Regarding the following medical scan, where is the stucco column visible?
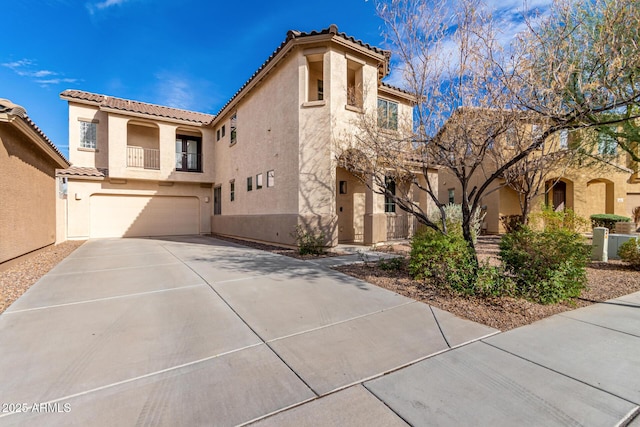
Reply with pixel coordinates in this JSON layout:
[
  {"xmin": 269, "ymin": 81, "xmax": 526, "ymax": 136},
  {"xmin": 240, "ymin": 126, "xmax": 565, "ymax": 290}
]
[{"xmin": 364, "ymin": 175, "xmax": 387, "ymax": 244}]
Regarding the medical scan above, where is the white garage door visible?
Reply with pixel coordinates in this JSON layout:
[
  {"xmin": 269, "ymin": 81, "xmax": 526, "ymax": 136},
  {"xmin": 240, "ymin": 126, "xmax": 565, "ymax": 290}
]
[{"xmin": 90, "ymin": 195, "xmax": 199, "ymax": 238}]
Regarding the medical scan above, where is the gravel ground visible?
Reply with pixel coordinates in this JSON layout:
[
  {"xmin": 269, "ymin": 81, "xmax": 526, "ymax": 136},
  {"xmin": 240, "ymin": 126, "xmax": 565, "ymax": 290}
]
[
  {"xmin": 335, "ymin": 237, "xmax": 640, "ymax": 331},
  {"xmin": 0, "ymin": 241, "xmax": 85, "ymax": 314}
]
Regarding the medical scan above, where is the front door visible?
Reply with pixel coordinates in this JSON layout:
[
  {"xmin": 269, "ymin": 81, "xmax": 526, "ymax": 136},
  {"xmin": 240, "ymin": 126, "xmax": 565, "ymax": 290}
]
[
  {"xmin": 553, "ymin": 181, "xmax": 566, "ymax": 211},
  {"xmin": 337, "ymin": 180, "xmax": 354, "ymax": 243}
]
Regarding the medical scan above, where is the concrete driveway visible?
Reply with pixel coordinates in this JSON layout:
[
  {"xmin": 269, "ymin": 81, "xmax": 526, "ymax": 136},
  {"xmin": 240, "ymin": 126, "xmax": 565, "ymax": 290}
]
[
  {"xmin": 1, "ymin": 236, "xmax": 639, "ymax": 426},
  {"xmin": 0, "ymin": 236, "xmax": 495, "ymax": 426}
]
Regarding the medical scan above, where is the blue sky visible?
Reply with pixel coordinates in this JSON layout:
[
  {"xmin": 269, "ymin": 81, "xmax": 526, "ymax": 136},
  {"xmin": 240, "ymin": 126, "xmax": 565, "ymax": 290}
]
[{"xmin": 2, "ymin": 0, "xmax": 549, "ymax": 158}]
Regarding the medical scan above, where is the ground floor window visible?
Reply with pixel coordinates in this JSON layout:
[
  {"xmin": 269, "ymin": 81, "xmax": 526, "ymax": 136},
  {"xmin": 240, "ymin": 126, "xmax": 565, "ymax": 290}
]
[
  {"xmin": 214, "ymin": 186, "xmax": 221, "ymax": 215},
  {"xmin": 384, "ymin": 176, "xmax": 396, "ymax": 213}
]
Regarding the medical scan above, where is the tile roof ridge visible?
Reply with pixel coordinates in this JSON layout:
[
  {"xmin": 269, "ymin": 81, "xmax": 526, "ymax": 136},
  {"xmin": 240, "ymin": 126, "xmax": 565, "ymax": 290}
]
[
  {"xmin": 215, "ymin": 25, "xmax": 389, "ymax": 118},
  {"xmin": 61, "ymin": 89, "xmax": 214, "ymax": 124}
]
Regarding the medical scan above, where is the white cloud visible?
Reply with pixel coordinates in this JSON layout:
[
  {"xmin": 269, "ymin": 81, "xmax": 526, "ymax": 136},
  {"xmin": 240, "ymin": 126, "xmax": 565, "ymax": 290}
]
[
  {"xmin": 86, "ymin": 0, "xmax": 130, "ymax": 14},
  {"xmin": 154, "ymin": 73, "xmax": 195, "ymax": 111},
  {"xmin": 2, "ymin": 58, "xmax": 78, "ymax": 86},
  {"xmin": 383, "ymin": 0, "xmax": 554, "ymax": 90},
  {"xmin": 36, "ymin": 78, "xmax": 78, "ymax": 86}
]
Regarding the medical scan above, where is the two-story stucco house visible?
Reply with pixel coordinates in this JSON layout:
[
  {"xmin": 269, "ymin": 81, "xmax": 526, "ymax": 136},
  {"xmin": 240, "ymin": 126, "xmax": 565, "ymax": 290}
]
[
  {"xmin": 58, "ymin": 25, "xmax": 423, "ymax": 247},
  {"xmin": 438, "ymin": 118, "xmax": 640, "ymax": 234}
]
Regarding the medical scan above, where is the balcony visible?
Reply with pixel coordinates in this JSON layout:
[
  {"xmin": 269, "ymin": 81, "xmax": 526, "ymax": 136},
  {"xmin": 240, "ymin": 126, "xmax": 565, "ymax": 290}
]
[
  {"xmin": 127, "ymin": 146, "xmax": 160, "ymax": 170},
  {"xmin": 175, "ymin": 152, "xmax": 202, "ymax": 173}
]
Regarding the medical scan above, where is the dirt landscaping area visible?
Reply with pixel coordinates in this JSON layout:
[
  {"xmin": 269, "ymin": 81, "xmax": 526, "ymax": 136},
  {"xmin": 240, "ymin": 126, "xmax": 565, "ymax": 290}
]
[
  {"xmin": 0, "ymin": 241, "xmax": 85, "ymax": 314},
  {"xmin": 335, "ymin": 237, "xmax": 640, "ymax": 331}
]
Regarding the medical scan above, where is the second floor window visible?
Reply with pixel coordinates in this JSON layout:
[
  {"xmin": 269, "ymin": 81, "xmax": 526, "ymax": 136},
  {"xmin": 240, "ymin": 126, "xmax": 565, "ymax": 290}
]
[
  {"xmin": 598, "ymin": 130, "xmax": 617, "ymax": 156},
  {"xmin": 80, "ymin": 121, "xmax": 97, "ymax": 149},
  {"xmin": 559, "ymin": 129, "xmax": 569, "ymax": 149},
  {"xmin": 378, "ymin": 99, "xmax": 398, "ymax": 130},
  {"xmin": 230, "ymin": 113, "xmax": 237, "ymax": 144},
  {"xmin": 175, "ymin": 135, "xmax": 202, "ymax": 172}
]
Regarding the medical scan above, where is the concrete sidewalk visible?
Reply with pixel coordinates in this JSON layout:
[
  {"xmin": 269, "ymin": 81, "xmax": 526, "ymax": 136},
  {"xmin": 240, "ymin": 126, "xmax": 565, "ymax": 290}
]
[{"xmin": 0, "ymin": 236, "xmax": 638, "ymax": 426}]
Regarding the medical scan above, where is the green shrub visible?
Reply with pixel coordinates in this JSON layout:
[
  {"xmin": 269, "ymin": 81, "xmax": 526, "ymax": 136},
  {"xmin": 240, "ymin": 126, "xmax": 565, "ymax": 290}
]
[
  {"xmin": 377, "ymin": 257, "xmax": 405, "ymax": 271},
  {"xmin": 499, "ymin": 227, "xmax": 590, "ymax": 304},
  {"xmin": 531, "ymin": 205, "xmax": 589, "ymax": 232},
  {"xmin": 590, "ymin": 213, "xmax": 631, "ymax": 230},
  {"xmin": 618, "ymin": 238, "xmax": 640, "ymax": 270},
  {"xmin": 409, "ymin": 228, "xmax": 477, "ymax": 294},
  {"xmin": 428, "ymin": 203, "xmax": 484, "ymax": 243},
  {"xmin": 500, "ymin": 215, "xmax": 524, "ymax": 233},
  {"xmin": 290, "ymin": 225, "xmax": 326, "ymax": 255},
  {"xmin": 475, "ymin": 263, "xmax": 516, "ymax": 297}
]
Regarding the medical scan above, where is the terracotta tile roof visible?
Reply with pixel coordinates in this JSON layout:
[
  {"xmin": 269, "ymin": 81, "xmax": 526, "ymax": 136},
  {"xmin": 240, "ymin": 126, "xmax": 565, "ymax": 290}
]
[
  {"xmin": 215, "ymin": 25, "xmax": 391, "ymax": 118},
  {"xmin": 380, "ymin": 82, "xmax": 414, "ymax": 96},
  {"xmin": 0, "ymin": 99, "xmax": 69, "ymax": 165},
  {"xmin": 60, "ymin": 90, "xmax": 214, "ymax": 124},
  {"xmin": 57, "ymin": 166, "xmax": 108, "ymax": 178}
]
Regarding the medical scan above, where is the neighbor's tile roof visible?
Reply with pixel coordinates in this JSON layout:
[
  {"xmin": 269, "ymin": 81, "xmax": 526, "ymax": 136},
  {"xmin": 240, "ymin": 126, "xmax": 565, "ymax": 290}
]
[
  {"xmin": 215, "ymin": 24, "xmax": 390, "ymax": 117},
  {"xmin": 0, "ymin": 99, "xmax": 69, "ymax": 165},
  {"xmin": 57, "ymin": 166, "xmax": 108, "ymax": 178},
  {"xmin": 60, "ymin": 90, "xmax": 214, "ymax": 124}
]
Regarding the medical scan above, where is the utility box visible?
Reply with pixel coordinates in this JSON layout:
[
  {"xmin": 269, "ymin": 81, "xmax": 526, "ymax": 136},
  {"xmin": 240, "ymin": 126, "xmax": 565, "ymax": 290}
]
[
  {"xmin": 608, "ymin": 234, "xmax": 638, "ymax": 260},
  {"xmin": 592, "ymin": 227, "xmax": 609, "ymax": 261}
]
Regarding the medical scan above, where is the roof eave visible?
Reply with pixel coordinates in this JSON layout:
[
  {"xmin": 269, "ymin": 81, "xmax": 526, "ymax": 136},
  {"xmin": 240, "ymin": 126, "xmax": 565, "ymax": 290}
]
[
  {"xmin": 211, "ymin": 32, "xmax": 390, "ymax": 126},
  {"xmin": 99, "ymin": 107, "xmax": 210, "ymax": 127},
  {"xmin": 0, "ymin": 113, "xmax": 70, "ymax": 168}
]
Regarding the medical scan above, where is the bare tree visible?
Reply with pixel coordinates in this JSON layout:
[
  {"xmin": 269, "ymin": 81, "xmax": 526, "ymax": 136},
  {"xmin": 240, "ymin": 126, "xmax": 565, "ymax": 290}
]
[
  {"xmin": 508, "ymin": 0, "xmax": 640, "ymax": 150},
  {"xmin": 495, "ymin": 125, "xmax": 575, "ymax": 226},
  {"xmin": 338, "ymin": 0, "xmax": 640, "ymax": 277},
  {"xmin": 339, "ymin": 0, "xmax": 535, "ymax": 260}
]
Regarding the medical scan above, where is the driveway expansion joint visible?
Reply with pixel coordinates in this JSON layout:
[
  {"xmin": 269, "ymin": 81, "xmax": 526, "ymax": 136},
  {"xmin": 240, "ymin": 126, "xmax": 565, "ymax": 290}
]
[
  {"xmin": 3, "ymin": 283, "xmax": 207, "ymax": 314},
  {"xmin": 161, "ymin": 243, "xmax": 321, "ymax": 398},
  {"xmin": 556, "ymin": 313, "xmax": 640, "ymax": 339},
  {"xmin": 481, "ymin": 340, "xmax": 640, "ymax": 407},
  {"xmin": 0, "ymin": 342, "xmax": 264, "ymax": 420}
]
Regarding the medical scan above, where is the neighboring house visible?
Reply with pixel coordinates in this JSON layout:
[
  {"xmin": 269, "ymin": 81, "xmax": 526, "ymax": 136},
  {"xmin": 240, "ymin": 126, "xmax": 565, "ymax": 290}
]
[
  {"xmin": 0, "ymin": 99, "xmax": 70, "ymax": 266},
  {"xmin": 438, "ymin": 119, "xmax": 640, "ymax": 234},
  {"xmin": 59, "ymin": 25, "xmax": 424, "ymax": 246}
]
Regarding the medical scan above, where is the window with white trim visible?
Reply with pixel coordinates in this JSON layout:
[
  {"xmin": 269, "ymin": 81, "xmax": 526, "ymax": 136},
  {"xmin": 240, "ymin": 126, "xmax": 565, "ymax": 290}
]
[
  {"xmin": 598, "ymin": 130, "xmax": 617, "ymax": 156},
  {"xmin": 559, "ymin": 129, "xmax": 569, "ymax": 149},
  {"xmin": 79, "ymin": 121, "xmax": 97, "ymax": 149},
  {"xmin": 256, "ymin": 173, "xmax": 263, "ymax": 189},
  {"xmin": 378, "ymin": 99, "xmax": 398, "ymax": 130},
  {"xmin": 267, "ymin": 170, "xmax": 275, "ymax": 187}
]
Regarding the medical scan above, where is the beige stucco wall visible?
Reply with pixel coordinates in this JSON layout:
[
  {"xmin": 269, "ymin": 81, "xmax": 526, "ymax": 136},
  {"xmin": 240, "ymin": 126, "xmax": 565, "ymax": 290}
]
[
  {"xmin": 0, "ymin": 124, "xmax": 60, "ymax": 264},
  {"xmin": 209, "ymin": 49, "xmax": 303, "ymax": 245},
  {"xmin": 440, "ymin": 159, "xmax": 637, "ymax": 234},
  {"xmin": 207, "ymin": 41, "xmax": 413, "ymax": 247},
  {"xmin": 68, "ymin": 103, "xmax": 108, "ymax": 169},
  {"xmin": 68, "ymin": 103, "xmax": 214, "ymax": 183},
  {"xmin": 65, "ymin": 178, "xmax": 212, "ymax": 239}
]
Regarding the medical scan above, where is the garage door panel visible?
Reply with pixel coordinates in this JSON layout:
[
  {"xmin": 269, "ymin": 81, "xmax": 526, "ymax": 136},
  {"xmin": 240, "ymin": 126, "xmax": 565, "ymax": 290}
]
[{"xmin": 90, "ymin": 195, "xmax": 199, "ymax": 238}]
